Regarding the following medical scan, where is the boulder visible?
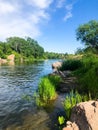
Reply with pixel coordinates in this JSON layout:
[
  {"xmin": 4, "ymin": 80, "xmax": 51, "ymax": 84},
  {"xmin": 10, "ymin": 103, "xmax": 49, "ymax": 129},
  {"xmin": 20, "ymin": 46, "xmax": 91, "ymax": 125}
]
[
  {"xmin": 0, "ymin": 59, "xmax": 7, "ymax": 64},
  {"xmin": 52, "ymin": 61, "xmax": 62, "ymax": 69},
  {"xmin": 7, "ymin": 54, "xmax": 15, "ymax": 62},
  {"xmin": 63, "ymin": 100, "xmax": 98, "ymax": 130},
  {"xmin": 0, "ymin": 54, "xmax": 15, "ymax": 65}
]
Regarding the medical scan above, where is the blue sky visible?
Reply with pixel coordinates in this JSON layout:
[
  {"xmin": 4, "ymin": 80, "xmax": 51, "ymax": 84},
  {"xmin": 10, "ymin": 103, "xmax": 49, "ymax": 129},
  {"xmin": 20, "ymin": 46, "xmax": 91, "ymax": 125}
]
[{"xmin": 0, "ymin": 0, "xmax": 98, "ymax": 53}]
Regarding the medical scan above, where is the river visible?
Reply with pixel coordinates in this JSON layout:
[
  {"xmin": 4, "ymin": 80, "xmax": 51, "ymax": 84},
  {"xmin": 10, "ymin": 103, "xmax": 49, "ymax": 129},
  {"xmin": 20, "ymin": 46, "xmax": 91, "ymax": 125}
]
[{"xmin": 0, "ymin": 60, "xmax": 65, "ymax": 130}]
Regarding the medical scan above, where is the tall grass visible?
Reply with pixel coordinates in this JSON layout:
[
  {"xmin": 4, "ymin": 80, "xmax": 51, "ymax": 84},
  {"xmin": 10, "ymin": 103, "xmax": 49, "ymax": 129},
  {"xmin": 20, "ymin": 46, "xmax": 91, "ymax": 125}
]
[
  {"xmin": 47, "ymin": 75, "xmax": 62, "ymax": 90},
  {"xmin": 60, "ymin": 59, "xmax": 83, "ymax": 71},
  {"xmin": 63, "ymin": 90, "xmax": 91, "ymax": 120},
  {"xmin": 38, "ymin": 76, "xmax": 56, "ymax": 101},
  {"xmin": 74, "ymin": 54, "xmax": 98, "ymax": 98},
  {"xmin": 36, "ymin": 75, "xmax": 61, "ymax": 106}
]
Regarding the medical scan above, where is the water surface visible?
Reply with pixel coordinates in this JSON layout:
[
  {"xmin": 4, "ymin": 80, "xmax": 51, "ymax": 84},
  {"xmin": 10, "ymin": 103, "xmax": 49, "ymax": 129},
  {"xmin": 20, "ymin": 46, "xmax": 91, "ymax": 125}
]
[{"xmin": 0, "ymin": 60, "xmax": 65, "ymax": 130}]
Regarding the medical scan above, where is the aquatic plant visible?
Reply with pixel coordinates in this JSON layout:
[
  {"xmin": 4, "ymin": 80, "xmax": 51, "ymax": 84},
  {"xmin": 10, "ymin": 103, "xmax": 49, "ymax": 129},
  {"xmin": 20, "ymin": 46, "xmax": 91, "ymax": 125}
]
[
  {"xmin": 58, "ymin": 116, "xmax": 65, "ymax": 125},
  {"xmin": 63, "ymin": 90, "xmax": 91, "ymax": 120},
  {"xmin": 47, "ymin": 75, "xmax": 62, "ymax": 90},
  {"xmin": 38, "ymin": 76, "xmax": 57, "ymax": 104}
]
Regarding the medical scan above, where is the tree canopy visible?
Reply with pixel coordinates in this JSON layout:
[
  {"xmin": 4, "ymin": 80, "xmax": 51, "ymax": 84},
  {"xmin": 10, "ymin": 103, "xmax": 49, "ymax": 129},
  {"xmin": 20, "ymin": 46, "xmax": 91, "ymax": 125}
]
[
  {"xmin": 76, "ymin": 20, "xmax": 98, "ymax": 49},
  {"xmin": 0, "ymin": 37, "xmax": 44, "ymax": 59},
  {"xmin": 0, "ymin": 36, "xmax": 66, "ymax": 61}
]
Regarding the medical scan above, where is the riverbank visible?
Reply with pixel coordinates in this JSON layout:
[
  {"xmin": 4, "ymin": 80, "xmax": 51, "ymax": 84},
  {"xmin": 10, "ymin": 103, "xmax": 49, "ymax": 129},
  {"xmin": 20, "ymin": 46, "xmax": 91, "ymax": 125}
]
[
  {"xmin": 52, "ymin": 58, "xmax": 98, "ymax": 130},
  {"xmin": 0, "ymin": 54, "xmax": 46, "ymax": 65}
]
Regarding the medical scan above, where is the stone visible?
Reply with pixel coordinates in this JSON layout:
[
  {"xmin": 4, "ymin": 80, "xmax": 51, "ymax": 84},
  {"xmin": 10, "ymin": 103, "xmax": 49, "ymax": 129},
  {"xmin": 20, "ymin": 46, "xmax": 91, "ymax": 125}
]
[
  {"xmin": 63, "ymin": 100, "xmax": 98, "ymax": 130},
  {"xmin": 63, "ymin": 127, "xmax": 72, "ymax": 130},
  {"xmin": 70, "ymin": 100, "xmax": 98, "ymax": 130},
  {"xmin": 7, "ymin": 54, "xmax": 15, "ymax": 62},
  {"xmin": 52, "ymin": 61, "xmax": 62, "ymax": 69}
]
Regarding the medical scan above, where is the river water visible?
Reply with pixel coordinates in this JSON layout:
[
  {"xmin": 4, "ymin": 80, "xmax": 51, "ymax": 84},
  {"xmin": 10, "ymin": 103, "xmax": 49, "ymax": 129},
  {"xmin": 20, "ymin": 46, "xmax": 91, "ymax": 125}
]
[{"xmin": 0, "ymin": 60, "xmax": 65, "ymax": 130}]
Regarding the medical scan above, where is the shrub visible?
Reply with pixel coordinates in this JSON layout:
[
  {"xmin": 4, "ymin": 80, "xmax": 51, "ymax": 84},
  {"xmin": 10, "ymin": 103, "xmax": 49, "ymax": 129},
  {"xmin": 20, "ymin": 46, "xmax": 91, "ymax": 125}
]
[
  {"xmin": 60, "ymin": 59, "xmax": 83, "ymax": 71},
  {"xmin": 74, "ymin": 54, "xmax": 98, "ymax": 98}
]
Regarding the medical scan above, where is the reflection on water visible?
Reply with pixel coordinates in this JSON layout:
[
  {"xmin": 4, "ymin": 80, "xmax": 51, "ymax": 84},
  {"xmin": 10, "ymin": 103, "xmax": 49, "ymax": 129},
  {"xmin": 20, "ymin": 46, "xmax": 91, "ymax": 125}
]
[{"xmin": 0, "ymin": 60, "xmax": 65, "ymax": 130}]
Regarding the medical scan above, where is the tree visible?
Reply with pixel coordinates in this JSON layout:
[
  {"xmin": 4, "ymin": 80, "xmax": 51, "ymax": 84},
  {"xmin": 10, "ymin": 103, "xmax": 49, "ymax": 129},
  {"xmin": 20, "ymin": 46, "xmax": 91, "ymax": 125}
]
[
  {"xmin": 7, "ymin": 37, "xmax": 27, "ymax": 53},
  {"xmin": 76, "ymin": 20, "xmax": 98, "ymax": 49}
]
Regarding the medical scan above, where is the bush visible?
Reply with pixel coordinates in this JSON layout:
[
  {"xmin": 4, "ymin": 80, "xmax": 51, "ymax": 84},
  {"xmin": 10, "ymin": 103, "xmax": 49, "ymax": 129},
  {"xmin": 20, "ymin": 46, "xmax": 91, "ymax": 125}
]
[
  {"xmin": 74, "ymin": 54, "xmax": 98, "ymax": 98},
  {"xmin": 78, "ymin": 64, "xmax": 98, "ymax": 98},
  {"xmin": 60, "ymin": 59, "xmax": 83, "ymax": 71}
]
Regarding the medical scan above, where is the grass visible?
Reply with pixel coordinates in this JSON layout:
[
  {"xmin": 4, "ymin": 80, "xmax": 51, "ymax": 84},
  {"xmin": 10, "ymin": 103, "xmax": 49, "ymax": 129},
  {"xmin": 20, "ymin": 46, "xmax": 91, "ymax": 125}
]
[
  {"xmin": 63, "ymin": 90, "xmax": 91, "ymax": 120},
  {"xmin": 60, "ymin": 59, "xmax": 83, "ymax": 71},
  {"xmin": 38, "ymin": 76, "xmax": 56, "ymax": 101},
  {"xmin": 74, "ymin": 54, "xmax": 98, "ymax": 98},
  {"xmin": 59, "ymin": 53, "xmax": 98, "ymax": 99},
  {"xmin": 36, "ymin": 75, "xmax": 61, "ymax": 107},
  {"xmin": 47, "ymin": 75, "xmax": 62, "ymax": 90}
]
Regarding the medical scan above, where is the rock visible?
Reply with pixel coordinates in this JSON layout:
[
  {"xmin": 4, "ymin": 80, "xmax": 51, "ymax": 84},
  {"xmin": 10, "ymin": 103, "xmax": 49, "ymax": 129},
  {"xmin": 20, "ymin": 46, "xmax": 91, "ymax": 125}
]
[
  {"xmin": 63, "ymin": 100, "xmax": 98, "ymax": 130},
  {"xmin": 63, "ymin": 127, "xmax": 72, "ymax": 130},
  {"xmin": 0, "ymin": 54, "xmax": 15, "ymax": 65},
  {"xmin": 52, "ymin": 61, "xmax": 62, "ymax": 70},
  {"xmin": 0, "ymin": 58, "xmax": 7, "ymax": 64},
  {"xmin": 7, "ymin": 54, "xmax": 15, "ymax": 62},
  {"xmin": 59, "ymin": 77, "xmax": 77, "ymax": 93}
]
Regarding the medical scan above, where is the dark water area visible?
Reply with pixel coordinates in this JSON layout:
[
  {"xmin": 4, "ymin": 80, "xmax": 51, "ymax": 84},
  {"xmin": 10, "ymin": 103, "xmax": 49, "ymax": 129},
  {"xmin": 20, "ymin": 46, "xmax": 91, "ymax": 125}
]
[{"xmin": 0, "ymin": 60, "xmax": 65, "ymax": 130}]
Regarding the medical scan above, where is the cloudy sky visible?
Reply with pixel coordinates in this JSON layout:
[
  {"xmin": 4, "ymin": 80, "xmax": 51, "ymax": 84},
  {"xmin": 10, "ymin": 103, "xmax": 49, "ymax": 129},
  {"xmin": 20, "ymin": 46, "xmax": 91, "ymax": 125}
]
[{"xmin": 0, "ymin": 0, "xmax": 98, "ymax": 53}]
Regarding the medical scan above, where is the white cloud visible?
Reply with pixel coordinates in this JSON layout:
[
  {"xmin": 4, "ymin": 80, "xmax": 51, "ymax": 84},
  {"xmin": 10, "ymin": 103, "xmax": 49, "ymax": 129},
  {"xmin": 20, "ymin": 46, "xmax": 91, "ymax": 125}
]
[
  {"xmin": 0, "ymin": 0, "xmax": 53, "ymax": 40},
  {"xmin": 66, "ymin": 4, "xmax": 73, "ymax": 10},
  {"xmin": 0, "ymin": 1, "xmax": 17, "ymax": 15},
  {"xmin": 64, "ymin": 11, "xmax": 72, "ymax": 21},
  {"xmin": 56, "ymin": 0, "xmax": 74, "ymax": 22},
  {"xmin": 0, "ymin": 0, "xmax": 76, "ymax": 40},
  {"xmin": 56, "ymin": 0, "xmax": 66, "ymax": 8},
  {"xmin": 27, "ymin": 0, "xmax": 53, "ymax": 9},
  {"xmin": 64, "ymin": 4, "xmax": 73, "ymax": 21}
]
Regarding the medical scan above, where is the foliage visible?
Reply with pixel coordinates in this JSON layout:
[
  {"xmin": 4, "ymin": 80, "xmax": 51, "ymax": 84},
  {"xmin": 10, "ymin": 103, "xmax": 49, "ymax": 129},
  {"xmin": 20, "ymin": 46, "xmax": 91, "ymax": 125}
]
[
  {"xmin": 38, "ymin": 76, "xmax": 57, "ymax": 104},
  {"xmin": 44, "ymin": 52, "xmax": 68, "ymax": 59},
  {"xmin": 47, "ymin": 75, "xmax": 62, "ymax": 90},
  {"xmin": 60, "ymin": 59, "xmax": 83, "ymax": 71},
  {"xmin": 75, "ymin": 47, "xmax": 84, "ymax": 55},
  {"xmin": 76, "ymin": 20, "xmax": 98, "ymax": 50},
  {"xmin": 36, "ymin": 75, "xmax": 61, "ymax": 107},
  {"xmin": 0, "ymin": 36, "xmax": 67, "ymax": 62},
  {"xmin": 63, "ymin": 90, "xmax": 91, "ymax": 120},
  {"xmin": 74, "ymin": 54, "xmax": 98, "ymax": 98},
  {"xmin": 58, "ymin": 116, "xmax": 65, "ymax": 125},
  {"xmin": 0, "ymin": 37, "xmax": 44, "ymax": 61}
]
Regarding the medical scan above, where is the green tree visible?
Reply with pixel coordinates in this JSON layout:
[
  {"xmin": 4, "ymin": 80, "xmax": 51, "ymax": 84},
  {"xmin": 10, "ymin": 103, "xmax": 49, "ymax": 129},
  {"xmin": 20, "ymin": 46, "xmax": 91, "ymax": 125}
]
[
  {"xmin": 26, "ymin": 37, "xmax": 44, "ymax": 58},
  {"xmin": 76, "ymin": 20, "xmax": 98, "ymax": 49},
  {"xmin": 7, "ymin": 37, "xmax": 27, "ymax": 53}
]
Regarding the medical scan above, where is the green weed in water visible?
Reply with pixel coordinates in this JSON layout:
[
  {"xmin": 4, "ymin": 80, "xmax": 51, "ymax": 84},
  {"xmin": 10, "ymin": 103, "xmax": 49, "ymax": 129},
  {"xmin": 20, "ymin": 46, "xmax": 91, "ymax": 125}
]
[{"xmin": 38, "ymin": 76, "xmax": 56, "ymax": 101}]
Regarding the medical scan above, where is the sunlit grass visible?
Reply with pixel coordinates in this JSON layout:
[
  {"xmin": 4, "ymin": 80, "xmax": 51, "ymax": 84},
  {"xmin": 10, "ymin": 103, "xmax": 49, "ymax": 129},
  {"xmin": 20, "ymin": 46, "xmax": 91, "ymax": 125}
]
[
  {"xmin": 35, "ymin": 75, "xmax": 61, "ymax": 107},
  {"xmin": 63, "ymin": 90, "xmax": 91, "ymax": 120}
]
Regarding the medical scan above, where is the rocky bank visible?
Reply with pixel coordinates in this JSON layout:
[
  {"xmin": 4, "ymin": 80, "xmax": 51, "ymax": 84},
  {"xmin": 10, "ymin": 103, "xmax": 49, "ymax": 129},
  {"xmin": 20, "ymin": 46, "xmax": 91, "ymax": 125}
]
[
  {"xmin": 63, "ymin": 100, "xmax": 98, "ymax": 130},
  {"xmin": 52, "ymin": 61, "xmax": 98, "ymax": 130}
]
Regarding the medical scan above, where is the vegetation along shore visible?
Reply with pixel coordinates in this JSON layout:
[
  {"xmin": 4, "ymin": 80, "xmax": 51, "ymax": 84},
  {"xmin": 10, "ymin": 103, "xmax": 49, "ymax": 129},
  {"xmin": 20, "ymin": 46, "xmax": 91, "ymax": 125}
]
[
  {"xmin": 0, "ymin": 20, "xmax": 98, "ymax": 130},
  {"xmin": 36, "ymin": 20, "xmax": 98, "ymax": 130}
]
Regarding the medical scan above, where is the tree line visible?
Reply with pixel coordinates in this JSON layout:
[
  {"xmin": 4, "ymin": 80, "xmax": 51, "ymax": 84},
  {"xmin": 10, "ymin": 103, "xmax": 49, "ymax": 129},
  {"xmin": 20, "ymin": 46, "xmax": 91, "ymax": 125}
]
[
  {"xmin": 0, "ymin": 37, "xmax": 44, "ymax": 59},
  {"xmin": 0, "ymin": 37, "xmax": 67, "ymax": 61}
]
